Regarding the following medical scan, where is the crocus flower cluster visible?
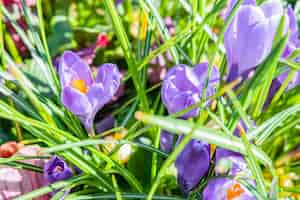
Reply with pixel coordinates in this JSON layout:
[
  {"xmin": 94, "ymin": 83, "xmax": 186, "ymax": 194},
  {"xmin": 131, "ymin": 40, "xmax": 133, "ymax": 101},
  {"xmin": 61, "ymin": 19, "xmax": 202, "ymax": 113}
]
[
  {"xmin": 59, "ymin": 51, "xmax": 121, "ymax": 132},
  {"xmin": 43, "ymin": 156, "xmax": 73, "ymax": 184},
  {"xmin": 225, "ymin": 0, "xmax": 285, "ymax": 81},
  {"xmin": 161, "ymin": 63, "xmax": 219, "ymax": 193}
]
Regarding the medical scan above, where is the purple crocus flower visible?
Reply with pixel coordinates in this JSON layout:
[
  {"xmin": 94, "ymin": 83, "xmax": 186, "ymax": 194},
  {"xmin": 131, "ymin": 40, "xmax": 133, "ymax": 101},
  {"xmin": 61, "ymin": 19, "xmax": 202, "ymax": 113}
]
[
  {"xmin": 175, "ymin": 139, "xmax": 210, "ymax": 193},
  {"xmin": 162, "ymin": 63, "xmax": 219, "ymax": 118},
  {"xmin": 59, "ymin": 51, "xmax": 121, "ymax": 132},
  {"xmin": 43, "ymin": 156, "xmax": 73, "ymax": 184},
  {"xmin": 203, "ymin": 177, "xmax": 255, "ymax": 200},
  {"xmin": 225, "ymin": 0, "xmax": 284, "ymax": 81}
]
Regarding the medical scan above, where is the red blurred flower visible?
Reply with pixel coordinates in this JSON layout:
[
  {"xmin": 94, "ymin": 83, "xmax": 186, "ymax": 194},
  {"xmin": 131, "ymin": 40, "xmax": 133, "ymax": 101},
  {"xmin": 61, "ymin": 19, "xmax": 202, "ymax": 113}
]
[{"xmin": 96, "ymin": 33, "xmax": 110, "ymax": 48}]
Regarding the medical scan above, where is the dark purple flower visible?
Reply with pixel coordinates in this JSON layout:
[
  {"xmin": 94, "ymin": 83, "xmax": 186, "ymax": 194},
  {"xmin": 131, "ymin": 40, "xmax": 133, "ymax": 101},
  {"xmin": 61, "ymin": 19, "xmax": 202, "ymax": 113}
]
[
  {"xmin": 203, "ymin": 177, "xmax": 255, "ymax": 200},
  {"xmin": 59, "ymin": 51, "xmax": 121, "ymax": 132},
  {"xmin": 225, "ymin": 0, "xmax": 284, "ymax": 81},
  {"xmin": 175, "ymin": 140, "xmax": 210, "ymax": 193},
  {"xmin": 162, "ymin": 63, "xmax": 219, "ymax": 119},
  {"xmin": 43, "ymin": 156, "xmax": 73, "ymax": 184}
]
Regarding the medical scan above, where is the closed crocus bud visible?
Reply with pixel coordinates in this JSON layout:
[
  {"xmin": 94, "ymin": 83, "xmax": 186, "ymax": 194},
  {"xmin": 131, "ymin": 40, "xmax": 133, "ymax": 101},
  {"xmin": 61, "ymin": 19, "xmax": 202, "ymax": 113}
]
[
  {"xmin": 162, "ymin": 63, "xmax": 219, "ymax": 119},
  {"xmin": 43, "ymin": 156, "xmax": 73, "ymax": 184},
  {"xmin": 175, "ymin": 139, "xmax": 210, "ymax": 193},
  {"xmin": 0, "ymin": 145, "xmax": 49, "ymax": 200},
  {"xmin": 225, "ymin": 0, "xmax": 284, "ymax": 81},
  {"xmin": 203, "ymin": 178, "xmax": 255, "ymax": 200},
  {"xmin": 59, "ymin": 51, "xmax": 121, "ymax": 132}
]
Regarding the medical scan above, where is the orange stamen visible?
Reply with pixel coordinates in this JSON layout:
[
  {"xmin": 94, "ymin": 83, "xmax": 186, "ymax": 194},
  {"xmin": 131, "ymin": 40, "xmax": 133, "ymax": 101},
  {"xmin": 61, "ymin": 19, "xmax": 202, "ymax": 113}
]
[
  {"xmin": 227, "ymin": 183, "xmax": 244, "ymax": 200},
  {"xmin": 113, "ymin": 132, "xmax": 124, "ymax": 140},
  {"xmin": 71, "ymin": 79, "xmax": 88, "ymax": 94}
]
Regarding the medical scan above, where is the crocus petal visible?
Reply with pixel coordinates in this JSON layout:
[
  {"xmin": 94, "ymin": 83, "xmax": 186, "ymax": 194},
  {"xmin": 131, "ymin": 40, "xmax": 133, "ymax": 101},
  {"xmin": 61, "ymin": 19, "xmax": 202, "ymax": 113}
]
[
  {"xmin": 175, "ymin": 139, "xmax": 210, "ymax": 193},
  {"xmin": 162, "ymin": 65, "xmax": 201, "ymax": 118},
  {"xmin": 61, "ymin": 86, "xmax": 92, "ymax": 116},
  {"xmin": 166, "ymin": 91, "xmax": 200, "ymax": 118},
  {"xmin": 59, "ymin": 51, "xmax": 93, "ymax": 87},
  {"xmin": 203, "ymin": 177, "xmax": 256, "ymax": 200},
  {"xmin": 95, "ymin": 63, "xmax": 121, "ymax": 100},
  {"xmin": 226, "ymin": 6, "xmax": 268, "ymax": 73}
]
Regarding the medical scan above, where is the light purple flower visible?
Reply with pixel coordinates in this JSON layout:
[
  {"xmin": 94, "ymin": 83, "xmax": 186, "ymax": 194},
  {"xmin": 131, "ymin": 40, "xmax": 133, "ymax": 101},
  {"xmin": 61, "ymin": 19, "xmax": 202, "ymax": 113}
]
[
  {"xmin": 203, "ymin": 177, "xmax": 255, "ymax": 200},
  {"xmin": 175, "ymin": 139, "xmax": 210, "ymax": 194},
  {"xmin": 225, "ymin": 0, "xmax": 284, "ymax": 81},
  {"xmin": 59, "ymin": 51, "xmax": 121, "ymax": 132},
  {"xmin": 43, "ymin": 156, "xmax": 73, "ymax": 184},
  {"xmin": 162, "ymin": 63, "xmax": 219, "ymax": 119}
]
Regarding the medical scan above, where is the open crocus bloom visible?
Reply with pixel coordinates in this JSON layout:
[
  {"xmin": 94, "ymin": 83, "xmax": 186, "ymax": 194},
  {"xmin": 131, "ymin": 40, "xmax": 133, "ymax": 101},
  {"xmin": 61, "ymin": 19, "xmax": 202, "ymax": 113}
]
[
  {"xmin": 225, "ymin": 0, "xmax": 285, "ymax": 81},
  {"xmin": 59, "ymin": 51, "xmax": 121, "ymax": 132},
  {"xmin": 162, "ymin": 63, "xmax": 219, "ymax": 119},
  {"xmin": 203, "ymin": 178, "xmax": 255, "ymax": 200}
]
